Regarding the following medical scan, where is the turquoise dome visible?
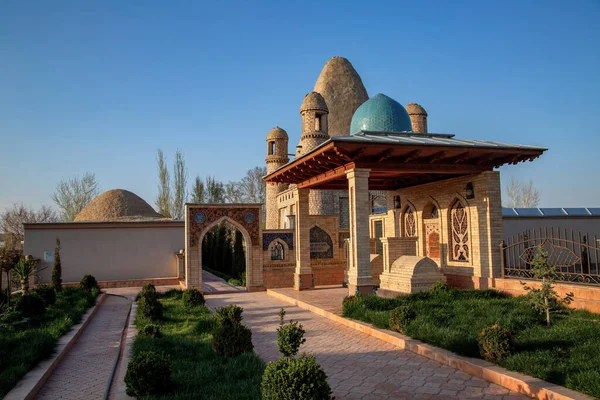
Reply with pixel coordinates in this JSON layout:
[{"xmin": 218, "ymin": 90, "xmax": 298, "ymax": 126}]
[{"xmin": 350, "ymin": 93, "xmax": 413, "ymax": 135}]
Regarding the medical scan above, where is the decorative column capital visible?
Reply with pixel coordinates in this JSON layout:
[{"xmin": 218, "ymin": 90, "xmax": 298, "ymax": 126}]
[{"xmin": 345, "ymin": 168, "xmax": 371, "ymax": 180}]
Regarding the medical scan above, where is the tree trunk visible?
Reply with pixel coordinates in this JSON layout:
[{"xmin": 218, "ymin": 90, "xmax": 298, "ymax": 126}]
[
  {"xmin": 545, "ymin": 296, "xmax": 550, "ymax": 326},
  {"xmin": 21, "ymin": 279, "xmax": 29, "ymax": 293}
]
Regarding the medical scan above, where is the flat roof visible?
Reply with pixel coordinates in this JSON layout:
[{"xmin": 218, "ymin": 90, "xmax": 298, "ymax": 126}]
[{"xmin": 502, "ymin": 208, "xmax": 600, "ymax": 217}]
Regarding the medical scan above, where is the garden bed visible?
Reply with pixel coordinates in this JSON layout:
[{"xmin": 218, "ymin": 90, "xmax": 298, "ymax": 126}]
[
  {"xmin": 0, "ymin": 287, "xmax": 100, "ymax": 397},
  {"xmin": 131, "ymin": 290, "xmax": 265, "ymax": 399},
  {"xmin": 342, "ymin": 288, "xmax": 600, "ymax": 398}
]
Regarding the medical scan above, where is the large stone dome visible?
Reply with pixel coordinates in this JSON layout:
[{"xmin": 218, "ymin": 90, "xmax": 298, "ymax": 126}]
[
  {"xmin": 74, "ymin": 189, "xmax": 165, "ymax": 222},
  {"xmin": 350, "ymin": 93, "xmax": 413, "ymax": 135},
  {"xmin": 313, "ymin": 56, "xmax": 368, "ymax": 137}
]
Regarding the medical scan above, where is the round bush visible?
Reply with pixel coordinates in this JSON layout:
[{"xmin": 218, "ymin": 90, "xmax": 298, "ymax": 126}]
[
  {"xmin": 80, "ymin": 274, "xmax": 99, "ymax": 291},
  {"xmin": 215, "ymin": 304, "xmax": 243, "ymax": 325},
  {"xmin": 389, "ymin": 305, "xmax": 415, "ymax": 334},
  {"xmin": 430, "ymin": 280, "xmax": 449, "ymax": 293},
  {"xmin": 182, "ymin": 288, "xmax": 205, "ymax": 308},
  {"xmin": 139, "ymin": 324, "xmax": 161, "ymax": 338},
  {"xmin": 17, "ymin": 292, "xmax": 46, "ymax": 317},
  {"xmin": 138, "ymin": 295, "xmax": 163, "ymax": 321},
  {"xmin": 261, "ymin": 354, "xmax": 332, "ymax": 400},
  {"xmin": 478, "ymin": 323, "xmax": 513, "ymax": 363},
  {"xmin": 212, "ymin": 320, "xmax": 254, "ymax": 357},
  {"xmin": 33, "ymin": 284, "xmax": 56, "ymax": 305},
  {"xmin": 125, "ymin": 351, "xmax": 172, "ymax": 397},
  {"xmin": 277, "ymin": 321, "xmax": 306, "ymax": 358},
  {"xmin": 138, "ymin": 283, "xmax": 158, "ymax": 301}
]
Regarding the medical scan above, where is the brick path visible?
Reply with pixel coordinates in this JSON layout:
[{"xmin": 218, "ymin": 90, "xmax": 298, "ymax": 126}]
[
  {"xmin": 35, "ymin": 295, "xmax": 131, "ymax": 400},
  {"xmin": 202, "ymin": 270, "xmax": 245, "ymax": 293},
  {"xmin": 206, "ymin": 291, "xmax": 526, "ymax": 400}
]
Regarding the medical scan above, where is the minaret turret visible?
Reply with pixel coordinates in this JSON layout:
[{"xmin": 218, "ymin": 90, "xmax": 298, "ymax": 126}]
[
  {"xmin": 265, "ymin": 126, "xmax": 289, "ymax": 229},
  {"xmin": 297, "ymin": 92, "xmax": 329, "ymax": 157},
  {"xmin": 406, "ymin": 103, "xmax": 428, "ymax": 133}
]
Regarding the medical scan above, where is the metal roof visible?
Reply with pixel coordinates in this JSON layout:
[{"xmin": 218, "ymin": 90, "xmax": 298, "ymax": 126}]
[
  {"xmin": 333, "ymin": 131, "xmax": 547, "ymax": 151},
  {"xmin": 502, "ymin": 208, "xmax": 600, "ymax": 217}
]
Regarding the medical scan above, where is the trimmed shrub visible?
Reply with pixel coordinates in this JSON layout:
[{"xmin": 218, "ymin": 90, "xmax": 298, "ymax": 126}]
[
  {"xmin": 261, "ymin": 354, "xmax": 332, "ymax": 400},
  {"xmin": 16, "ymin": 292, "xmax": 46, "ymax": 318},
  {"xmin": 138, "ymin": 295, "xmax": 163, "ymax": 321},
  {"xmin": 182, "ymin": 288, "xmax": 205, "ymax": 308},
  {"xmin": 342, "ymin": 295, "xmax": 361, "ymax": 308},
  {"xmin": 212, "ymin": 320, "xmax": 254, "ymax": 357},
  {"xmin": 430, "ymin": 280, "xmax": 450, "ymax": 293},
  {"xmin": 214, "ymin": 304, "xmax": 243, "ymax": 325},
  {"xmin": 33, "ymin": 284, "xmax": 56, "ymax": 305},
  {"xmin": 478, "ymin": 323, "xmax": 513, "ymax": 363},
  {"xmin": 277, "ymin": 308, "xmax": 306, "ymax": 358},
  {"xmin": 138, "ymin": 283, "xmax": 158, "ymax": 301},
  {"xmin": 139, "ymin": 324, "xmax": 161, "ymax": 338},
  {"xmin": 80, "ymin": 274, "xmax": 99, "ymax": 291},
  {"xmin": 125, "ymin": 351, "xmax": 172, "ymax": 397},
  {"xmin": 389, "ymin": 305, "xmax": 415, "ymax": 334}
]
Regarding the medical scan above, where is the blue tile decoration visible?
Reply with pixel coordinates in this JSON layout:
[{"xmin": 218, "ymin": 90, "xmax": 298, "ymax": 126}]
[
  {"xmin": 310, "ymin": 226, "xmax": 334, "ymax": 259},
  {"xmin": 350, "ymin": 93, "xmax": 413, "ymax": 135},
  {"xmin": 263, "ymin": 232, "xmax": 294, "ymax": 251}
]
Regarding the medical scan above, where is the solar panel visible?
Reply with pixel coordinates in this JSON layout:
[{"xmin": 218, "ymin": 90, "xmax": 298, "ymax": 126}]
[
  {"xmin": 502, "ymin": 208, "xmax": 518, "ymax": 216},
  {"xmin": 514, "ymin": 208, "xmax": 543, "ymax": 217},
  {"xmin": 587, "ymin": 208, "xmax": 600, "ymax": 216},
  {"xmin": 540, "ymin": 208, "xmax": 566, "ymax": 216},
  {"xmin": 563, "ymin": 208, "xmax": 591, "ymax": 216}
]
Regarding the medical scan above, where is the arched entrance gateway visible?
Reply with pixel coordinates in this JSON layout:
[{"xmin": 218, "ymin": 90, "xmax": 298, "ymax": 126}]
[{"xmin": 184, "ymin": 204, "xmax": 264, "ymax": 291}]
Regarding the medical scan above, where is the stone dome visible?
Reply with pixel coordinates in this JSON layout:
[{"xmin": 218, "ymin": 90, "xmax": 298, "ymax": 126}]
[
  {"xmin": 300, "ymin": 92, "xmax": 328, "ymax": 113},
  {"xmin": 350, "ymin": 93, "xmax": 413, "ymax": 135},
  {"xmin": 406, "ymin": 103, "xmax": 428, "ymax": 116},
  {"xmin": 74, "ymin": 189, "xmax": 165, "ymax": 222},
  {"xmin": 314, "ymin": 56, "xmax": 368, "ymax": 137},
  {"xmin": 266, "ymin": 126, "xmax": 288, "ymax": 140}
]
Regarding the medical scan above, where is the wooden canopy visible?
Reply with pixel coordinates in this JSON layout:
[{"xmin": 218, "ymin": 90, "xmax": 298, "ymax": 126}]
[{"xmin": 264, "ymin": 135, "xmax": 546, "ymax": 191}]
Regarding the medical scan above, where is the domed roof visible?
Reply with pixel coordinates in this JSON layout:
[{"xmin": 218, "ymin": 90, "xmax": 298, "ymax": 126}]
[
  {"xmin": 313, "ymin": 56, "xmax": 368, "ymax": 137},
  {"xmin": 406, "ymin": 103, "xmax": 428, "ymax": 116},
  {"xmin": 74, "ymin": 189, "xmax": 165, "ymax": 222},
  {"xmin": 350, "ymin": 93, "xmax": 413, "ymax": 135},
  {"xmin": 266, "ymin": 126, "xmax": 288, "ymax": 140},
  {"xmin": 300, "ymin": 91, "xmax": 328, "ymax": 113}
]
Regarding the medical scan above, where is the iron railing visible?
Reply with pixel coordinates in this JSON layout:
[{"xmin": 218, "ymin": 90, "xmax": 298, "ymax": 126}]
[{"xmin": 502, "ymin": 227, "xmax": 600, "ymax": 285}]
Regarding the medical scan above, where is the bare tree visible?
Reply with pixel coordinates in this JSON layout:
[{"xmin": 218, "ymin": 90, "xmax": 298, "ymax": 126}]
[
  {"xmin": 156, "ymin": 149, "xmax": 171, "ymax": 217},
  {"xmin": 191, "ymin": 175, "xmax": 205, "ymax": 203},
  {"xmin": 52, "ymin": 172, "xmax": 99, "ymax": 221},
  {"xmin": 171, "ymin": 150, "xmax": 188, "ymax": 219},
  {"xmin": 205, "ymin": 176, "xmax": 225, "ymax": 203},
  {"xmin": 1, "ymin": 204, "xmax": 58, "ymax": 244},
  {"xmin": 224, "ymin": 181, "xmax": 243, "ymax": 203},
  {"xmin": 239, "ymin": 166, "xmax": 267, "ymax": 203},
  {"xmin": 504, "ymin": 177, "xmax": 541, "ymax": 208}
]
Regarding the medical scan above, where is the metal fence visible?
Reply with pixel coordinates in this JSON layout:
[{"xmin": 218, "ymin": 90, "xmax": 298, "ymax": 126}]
[{"xmin": 502, "ymin": 227, "xmax": 600, "ymax": 285}]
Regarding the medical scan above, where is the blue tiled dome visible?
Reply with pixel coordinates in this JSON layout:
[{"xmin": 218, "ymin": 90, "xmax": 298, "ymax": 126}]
[{"xmin": 350, "ymin": 93, "xmax": 413, "ymax": 135}]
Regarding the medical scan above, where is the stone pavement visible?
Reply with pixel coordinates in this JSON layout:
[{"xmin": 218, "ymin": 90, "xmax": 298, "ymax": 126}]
[
  {"xmin": 206, "ymin": 291, "xmax": 526, "ymax": 400},
  {"xmin": 35, "ymin": 295, "xmax": 131, "ymax": 400},
  {"xmin": 202, "ymin": 270, "xmax": 245, "ymax": 293}
]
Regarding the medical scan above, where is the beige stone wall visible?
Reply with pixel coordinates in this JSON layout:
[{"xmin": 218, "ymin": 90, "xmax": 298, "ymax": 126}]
[
  {"xmin": 24, "ymin": 222, "xmax": 183, "ymax": 284},
  {"xmin": 380, "ymin": 171, "xmax": 503, "ymax": 284}
]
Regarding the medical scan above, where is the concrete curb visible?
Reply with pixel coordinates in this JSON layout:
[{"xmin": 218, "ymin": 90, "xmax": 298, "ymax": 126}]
[
  {"xmin": 108, "ymin": 302, "xmax": 137, "ymax": 400},
  {"xmin": 266, "ymin": 289, "xmax": 593, "ymax": 400},
  {"xmin": 5, "ymin": 292, "xmax": 108, "ymax": 400}
]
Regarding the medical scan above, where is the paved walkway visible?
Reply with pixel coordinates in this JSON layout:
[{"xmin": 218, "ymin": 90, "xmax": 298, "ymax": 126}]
[
  {"xmin": 35, "ymin": 295, "xmax": 131, "ymax": 400},
  {"xmin": 206, "ymin": 291, "xmax": 526, "ymax": 400},
  {"xmin": 202, "ymin": 270, "xmax": 245, "ymax": 293}
]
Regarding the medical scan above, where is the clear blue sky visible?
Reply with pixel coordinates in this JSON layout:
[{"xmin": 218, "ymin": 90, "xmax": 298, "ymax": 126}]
[{"xmin": 1, "ymin": 0, "xmax": 599, "ymax": 214}]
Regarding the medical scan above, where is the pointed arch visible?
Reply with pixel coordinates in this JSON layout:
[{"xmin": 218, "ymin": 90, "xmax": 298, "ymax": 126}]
[
  {"xmin": 449, "ymin": 198, "xmax": 470, "ymax": 262},
  {"xmin": 268, "ymin": 238, "xmax": 288, "ymax": 261},
  {"xmin": 400, "ymin": 204, "xmax": 417, "ymax": 237}
]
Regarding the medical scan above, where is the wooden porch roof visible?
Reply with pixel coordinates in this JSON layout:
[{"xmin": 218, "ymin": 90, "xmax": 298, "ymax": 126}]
[{"xmin": 264, "ymin": 132, "xmax": 546, "ymax": 191}]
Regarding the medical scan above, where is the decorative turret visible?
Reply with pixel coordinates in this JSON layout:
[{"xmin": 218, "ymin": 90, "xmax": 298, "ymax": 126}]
[
  {"xmin": 265, "ymin": 126, "xmax": 290, "ymax": 229},
  {"xmin": 297, "ymin": 92, "xmax": 329, "ymax": 157},
  {"xmin": 406, "ymin": 103, "xmax": 428, "ymax": 133}
]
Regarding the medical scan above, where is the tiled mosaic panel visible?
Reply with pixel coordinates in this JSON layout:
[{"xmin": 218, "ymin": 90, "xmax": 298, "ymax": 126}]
[
  {"xmin": 263, "ymin": 232, "xmax": 294, "ymax": 251},
  {"xmin": 310, "ymin": 226, "xmax": 334, "ymax": 259}
]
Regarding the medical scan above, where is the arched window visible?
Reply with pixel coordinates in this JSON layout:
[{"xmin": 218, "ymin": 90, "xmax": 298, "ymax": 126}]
[
  {"xmin": 450, "ymin": 201, "xmax": 469, "ymax": 262},
  {"xmin": 402, "ymin": 206, "xmax": 417, "ymax": 237},
  {"xmin": 271, "ymin": 241, "xmax": 285, "ymax": 261},
  {"xmin": 430, "ymin": 206, "xmax": 439, "ymax": 219},
  {"xmin": 268, "ymin": 141, "xmax": 275, "ymax": 155}
]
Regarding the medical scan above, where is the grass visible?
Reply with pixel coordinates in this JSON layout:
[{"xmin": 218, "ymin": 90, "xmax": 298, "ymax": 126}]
[
  {"xmin": 0, "ymin": 287, "xmax": 99, "ymax": 397},
  {"xmin": 342, "ymin": 288, "xmax": 600, "ymax": 398},
  {"xmin": 132, "ymin": 289, "xmax": 265, "ymax": 399}
]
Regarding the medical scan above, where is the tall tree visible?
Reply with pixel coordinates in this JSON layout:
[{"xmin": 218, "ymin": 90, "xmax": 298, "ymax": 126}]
[
  {"xmin": 52, "ymin": 172, "xmax": 99, "ymax": 221},
  {"xmin": 504, "ymin": 177, "xmax": 541, "ymax": 208},
  {"xmin": 239, "ymin": 166, "xmax": 267, "ymax": 203},
  {"xmin": 156, "ymin": 149, "xmax": 172, "ymax": 217},
  {"xmin": 232, "ymin": 230, "xmax": 245, "ymax": 280},
  {"xmin": 191, "ymin": 175, "xmax": 205, "ymax": 203},
  {"xmin": 205, "ymin": 176, "xmax": 225, "ymax": 203},
  {"xmin": 0, "ymin": 204, "xmax": 58, "ymax": 245},
  {"xmin": 52, "ymin": 237, "xmax": 62, "ymax": 291},
  {"xmin": 224, "ymin": 181, "xmax": 243, "ymax": 203},
  {"xmin": 171, "ymin": 150, "xmax": 188, "ymax": 219}
]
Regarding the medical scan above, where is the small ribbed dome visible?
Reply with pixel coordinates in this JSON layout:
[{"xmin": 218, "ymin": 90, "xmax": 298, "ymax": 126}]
[
  {"xmin": 350, "ymin": 93, "xmax": 413, "ymax": 135},
  {"xmin": 266, "ymin": 126, "xmax": 288, "ymax": 140},
  {"xmin": 74, "ymin": 189, "xmax": 165, "ymax": 222},
  {"xmin": 406, "ymin": 103, "xmax": 428, "ymax": 116},
  {"xmin": 300, "ymin": 92, "xmax": 328, "ymax": 113}
]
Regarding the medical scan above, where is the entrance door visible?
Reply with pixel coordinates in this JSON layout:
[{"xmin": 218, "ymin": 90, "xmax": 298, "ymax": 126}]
[{"xmin": 425, "ymin": 222, "xmax": 440, "ymax": 260}]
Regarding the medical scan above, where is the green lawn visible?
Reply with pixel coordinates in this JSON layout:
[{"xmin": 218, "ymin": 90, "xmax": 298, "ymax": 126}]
[
  {"xmin": 342, "ymin": 288, "xmax": 600, "ymax": 398},
  {"xmin": 0, "ymin": 287, "xmax": 99, "ymax": 397},
  {"xmin": 132, "ymin": 290, "xmax": 265, "ymax": 399}
]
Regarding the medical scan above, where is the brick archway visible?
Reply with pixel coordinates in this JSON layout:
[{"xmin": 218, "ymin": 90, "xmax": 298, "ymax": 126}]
[{"xmin": 185, "ymin": 204, "xmax": 263, "ymax": 291}]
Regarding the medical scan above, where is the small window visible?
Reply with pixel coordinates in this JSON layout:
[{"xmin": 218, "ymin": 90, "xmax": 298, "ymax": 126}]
[
  {"xmin": 403, "ymin": 207, "xmax": 416, "ymax": 237},
  {"xmin": 271, "ymin": 242, "xmax": 285, "ymax": 260},
  {"xmin": 268, "ymin": 141, "xmax": 275, "ymax": 155},
  {"xmin": 315, "ymin": 115, "xmax": 321, "ymax": 131}
]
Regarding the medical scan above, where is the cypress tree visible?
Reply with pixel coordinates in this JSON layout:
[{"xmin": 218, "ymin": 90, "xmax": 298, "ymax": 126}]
[
  {"xmin": 52, "ymin": 237, "xmax": 62, "ymax": 291},
  {"xmin": 232, "ymin": 230, "xmax": 245, "ymax": 280}
]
